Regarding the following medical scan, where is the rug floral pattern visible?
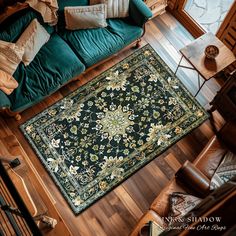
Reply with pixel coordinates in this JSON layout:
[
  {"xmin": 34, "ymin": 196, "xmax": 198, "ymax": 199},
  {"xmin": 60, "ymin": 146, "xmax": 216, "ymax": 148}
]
[{"xmin": 21, "ymin": 44, "xmax": 209, "ymax": 214}]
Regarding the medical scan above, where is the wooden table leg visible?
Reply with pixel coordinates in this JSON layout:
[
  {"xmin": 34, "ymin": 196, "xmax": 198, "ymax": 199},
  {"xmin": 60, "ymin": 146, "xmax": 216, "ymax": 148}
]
[{"xmin": 195, "ymin": 77, "xmax": 206, "ymax": 97}]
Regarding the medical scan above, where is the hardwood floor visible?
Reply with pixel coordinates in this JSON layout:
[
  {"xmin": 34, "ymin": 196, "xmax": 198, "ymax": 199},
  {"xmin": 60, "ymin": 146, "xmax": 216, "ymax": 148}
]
[{"xmin": 0, "ymin": 12, "xmax": 225, "ymax": 236}]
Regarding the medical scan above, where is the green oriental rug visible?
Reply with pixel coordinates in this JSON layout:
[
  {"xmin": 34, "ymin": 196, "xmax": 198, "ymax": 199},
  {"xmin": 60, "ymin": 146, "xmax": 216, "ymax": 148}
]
[{"xmin": 20, "ymin": 44, "xmax": 209, "ymax": 214}]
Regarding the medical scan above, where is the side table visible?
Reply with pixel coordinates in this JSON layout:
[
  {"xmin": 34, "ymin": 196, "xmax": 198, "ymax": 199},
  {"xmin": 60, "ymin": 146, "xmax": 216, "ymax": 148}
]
[{"xmin": 175, "ymin": 32, "xmax": 236, "ymax": 97}]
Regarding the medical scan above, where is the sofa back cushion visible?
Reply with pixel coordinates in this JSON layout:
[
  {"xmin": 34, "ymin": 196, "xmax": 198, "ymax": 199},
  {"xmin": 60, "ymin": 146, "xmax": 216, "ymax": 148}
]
[
  {"xmin": 58, "ymin": 0, "xmax": 89, "ymax": 11},
  {"xmin": 16, "ymin": 19, "xmax": 50, "ymax": 66},
  {"xmin": 0, "ymin": 9, "xmax": 54, "ymax": 43},
  {"xmin": 64, "ymin": 4, "xmax": 107, "ymax": 30}
]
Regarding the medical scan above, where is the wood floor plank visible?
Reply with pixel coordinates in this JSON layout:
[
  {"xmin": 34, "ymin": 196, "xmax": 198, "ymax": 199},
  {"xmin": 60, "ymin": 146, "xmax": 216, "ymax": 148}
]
[
  {"xmin": 114, "ymin": 186, "xmax": 143, "ymax": 221},
  {"xmin": 123, "ymin": 178, "xmax": 152, "ymax": 212},
  {"xmin": 153, "ymin": 17, "xmax": 187, "ymax": 50},
  {"xmin": 164, "ymin": 153, "xmax": 182, "ymax": 172}
]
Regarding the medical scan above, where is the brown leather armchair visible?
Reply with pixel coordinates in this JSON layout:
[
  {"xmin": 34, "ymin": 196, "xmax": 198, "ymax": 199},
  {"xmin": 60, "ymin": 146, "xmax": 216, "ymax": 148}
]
[{"xmin": 130, "ymin": 135, "xmax": 228, "ymax": 236}]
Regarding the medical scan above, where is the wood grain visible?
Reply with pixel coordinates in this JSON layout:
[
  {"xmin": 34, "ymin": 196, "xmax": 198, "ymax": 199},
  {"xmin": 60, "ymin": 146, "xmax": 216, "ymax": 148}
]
[{"xmin": 0, "ymin": 12, "xmax": 225, "ymax": 236}]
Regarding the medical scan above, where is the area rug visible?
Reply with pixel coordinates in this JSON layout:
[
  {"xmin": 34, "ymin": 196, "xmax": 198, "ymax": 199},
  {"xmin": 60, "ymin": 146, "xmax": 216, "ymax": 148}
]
[{"xmin": 20, "ymin": 44, "xmax": 209, "ymax": 214}]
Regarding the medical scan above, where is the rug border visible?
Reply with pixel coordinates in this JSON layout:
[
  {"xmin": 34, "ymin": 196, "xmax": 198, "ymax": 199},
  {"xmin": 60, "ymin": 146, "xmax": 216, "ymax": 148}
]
[{"xmin": 20, "ymin": 44, "xmax": 210, "ymax": 215}]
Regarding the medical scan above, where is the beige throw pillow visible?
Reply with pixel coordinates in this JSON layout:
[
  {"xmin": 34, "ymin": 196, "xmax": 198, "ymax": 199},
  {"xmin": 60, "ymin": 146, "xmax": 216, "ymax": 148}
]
[
  {"xmin": 0, "ymin": 40, "xmax": 24, "ymax": 75},
  {"xmin": 90, "ymin": 0, "xmax": 129, "ymax": 18},
  {"xmin": 64, "ymin": 4, "xmax": 107, "ymax": 30},
  {"xmin": 0, "ymin": 69, "xmax": 19, "ymax": 95},
  {"xmin": 16, "ymin": 19, "xmax": 50, "ymax": 66}
]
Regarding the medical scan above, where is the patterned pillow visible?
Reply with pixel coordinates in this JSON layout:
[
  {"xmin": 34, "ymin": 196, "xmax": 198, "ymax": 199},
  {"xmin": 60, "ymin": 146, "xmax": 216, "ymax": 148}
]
[
  {"xmin": 16, "ymin": 19, "xmax": 50, "ymax": 66},
  {"xmin": 168, "ymin": 192, "xmax": 202, "ymax": 219},
  {"xmin": 0, "ymin": 69, "xmax": 18, "ymax": 95},
  {"xmin": 90, "ymin": 0, "xmax": 129, "ymax": 18},
  {"xmin": 210, "ymin": 151, "xmax": 236, "ymax": 190},
  {"xmin": 0, "ymin": 40, "xmax": 24, "ymax": 75},
  {"xmin": 64, "ymin": 4, "xmax": 107, "ymax": 30}
]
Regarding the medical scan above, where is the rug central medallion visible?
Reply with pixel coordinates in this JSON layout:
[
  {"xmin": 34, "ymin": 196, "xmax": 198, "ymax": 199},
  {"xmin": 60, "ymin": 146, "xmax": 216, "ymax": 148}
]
[
  {"xmin": 98, "ymin": 105, "xmax": 134, "ymax": 139},
  {"xmin": 21, "ymin": 44, "xmax": 209, "ymax": 214}
]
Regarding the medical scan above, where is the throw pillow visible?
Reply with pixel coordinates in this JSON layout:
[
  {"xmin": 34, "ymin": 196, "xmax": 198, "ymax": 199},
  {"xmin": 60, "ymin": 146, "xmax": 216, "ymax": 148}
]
[
  {"xmin": 168, "ymin": 192, "xmax": 202, "ymax": 219},
  {"xmin": 0, "ymin": 40, "xmax": 24, "ymax": 75},
  {"xmin": 90, "ymin": 0, "xmax": 129, "ymax": 18},
  {"xmin": 0, "ymin": 70, "xmax": 18, "ymax": 95},
  {"xmin": 210, "ymin": 151, "xmax": 236, "ymax": 190},
  {"xmin": 64, "ymin": 4, "xmax": 107, "ymax": 30},
  {"xmin": 16, "ymin": 19, "xmax": 50, "ymax": 66}
]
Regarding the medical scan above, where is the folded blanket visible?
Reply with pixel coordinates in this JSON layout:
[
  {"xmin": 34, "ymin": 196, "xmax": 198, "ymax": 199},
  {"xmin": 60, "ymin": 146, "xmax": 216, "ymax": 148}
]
[
  {"xmin": 0, "ymin": 70, "xmax": 18, "ymax": 95},
  {"xmin": 26, "ymin": 0, "xmax": 58, "ymax": 25}
]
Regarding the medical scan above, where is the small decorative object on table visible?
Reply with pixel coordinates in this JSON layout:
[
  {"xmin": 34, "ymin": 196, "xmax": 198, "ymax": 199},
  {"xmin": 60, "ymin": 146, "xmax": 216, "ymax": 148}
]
[{"xmin": 204, "ymin": 45, "xmax": 219, "ymax": 59}]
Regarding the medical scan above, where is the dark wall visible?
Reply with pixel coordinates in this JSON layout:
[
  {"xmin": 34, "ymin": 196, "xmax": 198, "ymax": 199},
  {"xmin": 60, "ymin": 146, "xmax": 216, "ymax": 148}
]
[{"xmin": 0, "ymin": 0, "xmax": 25, "ymax": 11}]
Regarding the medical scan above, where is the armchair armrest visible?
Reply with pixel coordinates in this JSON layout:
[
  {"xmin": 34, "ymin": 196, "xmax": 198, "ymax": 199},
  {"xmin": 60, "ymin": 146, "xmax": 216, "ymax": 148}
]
[
  {"xmin": 129, "ymin": 0, "xmax": 153, "ymax": 27},
  {"xmin": 0, "ymin": 90, "xmax": 11, "ymax": 109},
  {"xmin": 175, "ymin": 160, "xmax": 211, "ymax": 198}
]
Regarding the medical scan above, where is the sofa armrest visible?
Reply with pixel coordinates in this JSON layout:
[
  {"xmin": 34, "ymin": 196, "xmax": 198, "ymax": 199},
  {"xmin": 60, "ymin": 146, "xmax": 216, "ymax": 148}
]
[
  {"xmin": 129, "ymin": 0, "xmax": 153, "ymax": 27},
  {"xmin": 0, "ymin": 90, "xmax": 11, "ymax": 109}
]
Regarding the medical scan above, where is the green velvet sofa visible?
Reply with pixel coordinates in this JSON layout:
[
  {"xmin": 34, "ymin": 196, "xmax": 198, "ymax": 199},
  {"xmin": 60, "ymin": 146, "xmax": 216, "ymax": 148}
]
[{"xmin": 0, "ymin": 0, "xmax": 152, "ymax": 120}]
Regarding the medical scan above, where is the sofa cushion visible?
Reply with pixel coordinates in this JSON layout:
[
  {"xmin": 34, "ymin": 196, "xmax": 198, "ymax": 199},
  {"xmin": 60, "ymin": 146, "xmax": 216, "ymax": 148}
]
[
  {"xmin": 59, "ymin": 28, "xmax": 123, "ymax": 67},
  {"xmin": 107, "ymin": 18, "xmax": 143, "ymax": 45},
  {"xmin": 57, "ymin": 0, "xmax": 89, "ymax": 12},
  {"xmin": 59, "ymin": 18, "xmax": 143, "ymax": 67},
  {"xmin": 0, "ymin": 9, "xmax": 54, "ymax": 43},
  {"xmin": 9, "ymin": 34, "xmax": 85, "ymax": 112}
]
